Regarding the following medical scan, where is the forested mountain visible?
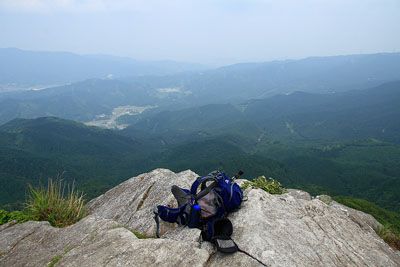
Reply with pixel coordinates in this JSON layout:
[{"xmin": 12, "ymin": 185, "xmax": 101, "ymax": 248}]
[
  {"xmin": 124, "ymin": 81, "xmax": 400, "ymax": 144},
  {"xmin": 120, "ymin": 81, "xmax": 400, "ymax": 212},
  {"xmin": 1, "ymin": 117, "xmax": 399, "ymax": 213},
  {"xmin": 122, "ymin": 104, "xmax": 261, "ymax": 146},
  {"xmin": 243, "ymin": 81, "xmax": 400, "ymax": 143},
  {"xmin": 1, "ymin": 51, "xmax": 400, "ymax": 217},
  {"xmin": 1, "ymin": 79, "xmax": 400, "ymax": 213},
  {"xmin": 1, "ymin": 52, "xmax": 400, "ymax": 126},
  {"xmin": 124, "ymin": 52, "xmax": 400, "ymax": 102},
  {"xmin": 0, "ymin": 117, "xmax": 287, "ymax": 210},
  {"xmin": 0, "ymin": 79, "xmax": 155, "ymax": 124},
  {"xmin": 0, "ymin": 117, "xmax": 158, "ymax": 209}
]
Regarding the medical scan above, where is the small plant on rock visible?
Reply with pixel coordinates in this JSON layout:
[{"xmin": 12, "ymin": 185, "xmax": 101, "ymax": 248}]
[
  {"xmin": 0, "ymin": 209, "xmax": 32, "ymax": 225},
  {"xmin": 378, "ymin": 225, "xmax": 400, "ymax": 251},
  {"xmin": 48, "ymin": 255, "xmax": 62, "ymax": 267},
  {"xmin": 241, "ymin": 176, "xmax": 285, "ymax": 194},
  {"xmin": 26, "ymin": 179, "xmax": 87, "ymax": 227},
  {"xmin": 131, "ymin": 229, "xmax": 151, "ymax": 239}
]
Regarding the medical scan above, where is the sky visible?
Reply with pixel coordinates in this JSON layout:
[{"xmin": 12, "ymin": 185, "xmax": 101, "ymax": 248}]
[{"xmin": 0, "ymin": 0, "xmax": 400, "ymax": 65}]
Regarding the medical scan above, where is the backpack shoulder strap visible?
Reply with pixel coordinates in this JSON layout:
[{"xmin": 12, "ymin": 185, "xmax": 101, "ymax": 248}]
[
  {"xmin": 190, "ymin": 171, "xmax": 220, "ymax": 196},
  {"xmin": 195, "ymin": 181, "xmax": 218, "ymax": 200}
]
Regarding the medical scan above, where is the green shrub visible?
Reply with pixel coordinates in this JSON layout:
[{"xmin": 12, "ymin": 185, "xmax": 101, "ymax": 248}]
[
  {"xmin": 378, "ymin": 225, "xmax": 400, "ymax": 250},
  {"xmin": 25, "ymin": 179, "xmax": 87, "ymax": 227},
  {"xmin": 241, "ymin": 176, "xmax": 285, "ymax": 194},
  {"xmin": 0, "ymin": 209, "xmax": 32, "ymax": 225}
]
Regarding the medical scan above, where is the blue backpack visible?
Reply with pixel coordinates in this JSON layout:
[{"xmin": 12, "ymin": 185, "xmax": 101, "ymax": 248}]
[{"xmin": 154, "ymin": 170, "xmax": 244, "ymax": 253}]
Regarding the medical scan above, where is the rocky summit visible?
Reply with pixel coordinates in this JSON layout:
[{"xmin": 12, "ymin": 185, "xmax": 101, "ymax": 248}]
[{"xmin": 1, "ymin": 169, "xmax": 400, "ymax": 266}]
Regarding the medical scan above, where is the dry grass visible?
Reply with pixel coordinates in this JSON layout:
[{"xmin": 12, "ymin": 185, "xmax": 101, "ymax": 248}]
[{"xmin": 26, "ymin": 179, "xmax": 87, "ymax": 227}]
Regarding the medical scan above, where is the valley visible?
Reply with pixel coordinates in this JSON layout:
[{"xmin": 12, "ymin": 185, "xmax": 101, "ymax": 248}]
[
  {"xmin": 85, "ymin": 105, "xmax": 156, "ymax": 129},
  {"xmin": 0, "ymin": 50, "xmax": 399, "ymax": 217}
]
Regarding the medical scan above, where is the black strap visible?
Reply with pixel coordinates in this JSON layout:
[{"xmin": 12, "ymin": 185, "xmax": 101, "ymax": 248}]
[
  {"xmin": 195, "ymin": 181, "xmax": 217, "ymax": 200},
  {"xmin": 197, "ymin": 231, "xmax": 203, "ymax": 248},
  {"xmin": 200, "ymin": 177, "xmax": 217, "ymax": 191},
  {"xmin": 153, "ymin": 208, "xmax": 160, "ymax": 238},
  {"xmin": 237, "ymin": 247, "xmax": 268, "ymax": 267}
]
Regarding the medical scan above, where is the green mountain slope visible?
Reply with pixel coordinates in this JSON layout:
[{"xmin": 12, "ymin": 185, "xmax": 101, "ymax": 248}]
[
  {"xmin": 122, "ymin": 103, "xmax": 263, "ymax": 147},
  {"xmin": 1, "ymin": 81, "xmax": 400, "ymax": 213},
  {"xmin": 0, "ymin": 117, "xmax": 158, "ymax": 209},
  {"xmin": 243, "ymin": 81, "xmax": 400, "ymax": 142},
  {"xmin": 125, "ymin": 81, "xmax": 400, "ymax": 143},
  {"xmin": 253, "ymin": 139, "xmax": 400, "ymax": 211},
  {"xmin": 0, "ymin": 79, "xmax": 156, "ymax": 124},
  {"xmin": 0, "ymin": 117, "xmax": 289, "ymax": 210},
  {"xmin": 119, "ymin": 81, "xmax": 400, "ymax": 211}
]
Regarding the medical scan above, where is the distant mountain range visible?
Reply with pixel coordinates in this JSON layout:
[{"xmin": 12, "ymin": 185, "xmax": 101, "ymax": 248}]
[
  {"xmin": 1, "ymin": 51, "xmax": 400, "ymax": 125},
  {"xmin": 0, "ymin": 48, "xmax": 206, "ymax": 87},
  {"xmin": 123, "ymin": 52, "xmax": 400, "ymax": 102}
]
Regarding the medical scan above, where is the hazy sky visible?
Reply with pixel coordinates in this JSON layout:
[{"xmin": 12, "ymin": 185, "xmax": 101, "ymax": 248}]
[{"xmin": 1, "ymin": 0, "xmax": 399, "ymax": 65}]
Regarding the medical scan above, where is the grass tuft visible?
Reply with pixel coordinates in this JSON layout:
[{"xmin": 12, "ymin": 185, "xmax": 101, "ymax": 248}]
[
  {"xmin": 48, "ymin": 255, "xmax": 62, "ymax": 267},
  {"xmin": 241, "ymin": 175, "xmax": 285, "ymax": 194},
  {"xmin": 25, "ymin": 179, "xmax": 87, "ymax": 227},
  {"xmin": 378, "ymin": 225, "xmax": 400, "ymax": 250}
]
